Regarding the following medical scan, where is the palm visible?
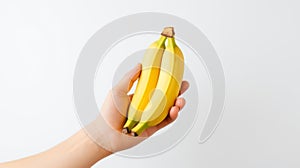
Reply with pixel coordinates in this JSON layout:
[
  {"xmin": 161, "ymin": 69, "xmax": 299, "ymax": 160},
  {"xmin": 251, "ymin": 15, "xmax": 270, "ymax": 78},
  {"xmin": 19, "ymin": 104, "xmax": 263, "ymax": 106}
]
[{"xmin": 101, "ymin": 64, "xmax": 189, "ymax": 137}]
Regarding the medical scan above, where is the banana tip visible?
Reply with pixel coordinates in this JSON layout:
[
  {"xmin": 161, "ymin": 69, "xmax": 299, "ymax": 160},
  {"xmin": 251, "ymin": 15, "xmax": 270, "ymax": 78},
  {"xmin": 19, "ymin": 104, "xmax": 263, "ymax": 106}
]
[
  {"xmin": 122, "ymin": 127, "xmax": 130, "ymax": 134},
  {"xmin": 130, "ymin": 132, "xmax": 138, "ymax": 137}
]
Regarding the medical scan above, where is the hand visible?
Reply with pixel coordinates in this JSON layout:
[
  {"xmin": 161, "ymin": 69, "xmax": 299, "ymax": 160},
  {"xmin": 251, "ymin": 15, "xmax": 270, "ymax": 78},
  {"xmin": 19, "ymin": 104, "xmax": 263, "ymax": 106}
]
[
  {"xmin": 85, "ymin": 63, "xmax": 189, "ymax": 153},
  {"xmin": 0, "ymin": 64, "xmax": 189, "ymax": 168}
]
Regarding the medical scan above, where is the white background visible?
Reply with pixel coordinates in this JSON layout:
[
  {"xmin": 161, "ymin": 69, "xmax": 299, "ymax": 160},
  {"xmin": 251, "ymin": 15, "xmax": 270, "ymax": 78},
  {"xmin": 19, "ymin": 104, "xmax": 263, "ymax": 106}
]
[{"xmin": 1, "ymin": 0, "xmax": 300, "ymax": 167}]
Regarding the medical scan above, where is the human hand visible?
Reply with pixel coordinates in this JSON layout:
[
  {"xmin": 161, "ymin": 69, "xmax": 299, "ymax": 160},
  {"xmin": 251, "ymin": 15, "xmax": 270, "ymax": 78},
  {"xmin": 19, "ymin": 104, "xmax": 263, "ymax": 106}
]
[{"xmin": 85, "ymin": 63, "xmax": 189, "ymax": 153}]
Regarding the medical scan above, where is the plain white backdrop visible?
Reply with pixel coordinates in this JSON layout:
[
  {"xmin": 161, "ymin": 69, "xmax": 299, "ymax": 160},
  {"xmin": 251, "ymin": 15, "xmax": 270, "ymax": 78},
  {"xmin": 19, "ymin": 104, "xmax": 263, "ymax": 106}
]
[{"xmin": 0, "ymin": 0, "xmax": 300, "ymax": 167}]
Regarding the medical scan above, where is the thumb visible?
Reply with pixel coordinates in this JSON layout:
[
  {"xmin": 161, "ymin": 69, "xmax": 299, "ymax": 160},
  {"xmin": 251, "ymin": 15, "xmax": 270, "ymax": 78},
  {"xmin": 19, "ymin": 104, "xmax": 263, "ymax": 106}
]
[{"xmin": 113, "ymin": 63, "xmax": 142, "ymax": 94}]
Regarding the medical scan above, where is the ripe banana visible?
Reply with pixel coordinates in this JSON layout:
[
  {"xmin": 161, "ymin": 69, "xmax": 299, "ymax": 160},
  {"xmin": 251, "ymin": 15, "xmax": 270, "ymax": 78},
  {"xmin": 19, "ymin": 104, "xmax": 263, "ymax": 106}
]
[
  {"xmin": 122, "ymin": 34, "xmax": 167, "ymax": 134},
  {"xmin": 130, "ymin": 35, "xmax": 185, "ymax": 136}
]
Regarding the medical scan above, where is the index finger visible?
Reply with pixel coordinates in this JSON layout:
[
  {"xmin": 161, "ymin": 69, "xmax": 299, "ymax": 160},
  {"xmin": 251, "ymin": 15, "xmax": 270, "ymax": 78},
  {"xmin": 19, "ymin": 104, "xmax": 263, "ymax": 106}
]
[{"xmin": 179, "ymin": 80, "xmax": 189, "ymax": 96}]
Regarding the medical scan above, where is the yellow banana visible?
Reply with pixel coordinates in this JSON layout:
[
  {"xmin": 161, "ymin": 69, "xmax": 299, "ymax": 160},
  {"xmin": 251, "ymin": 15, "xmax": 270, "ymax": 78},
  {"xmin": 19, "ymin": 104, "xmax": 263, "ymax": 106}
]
[
  {"xmin": 122, "ymin": 34, "xmax": 167, "ymax": 133},
  {"xmin": 131, "ymin": 36, "xmax": 185, "ymax": 136}
]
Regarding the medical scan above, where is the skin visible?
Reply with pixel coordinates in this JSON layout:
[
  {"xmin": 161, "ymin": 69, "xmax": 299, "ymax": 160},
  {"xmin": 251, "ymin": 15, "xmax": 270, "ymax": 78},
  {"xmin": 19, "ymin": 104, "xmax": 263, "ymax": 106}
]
[{"xmin": 0, "ymin": 64, "xmax": 189, "ymax": 168}]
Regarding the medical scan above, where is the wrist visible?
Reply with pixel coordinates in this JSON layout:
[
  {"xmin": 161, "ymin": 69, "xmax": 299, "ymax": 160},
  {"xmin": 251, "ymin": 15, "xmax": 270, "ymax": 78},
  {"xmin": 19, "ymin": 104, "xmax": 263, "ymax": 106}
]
[
  {"xmin": 79, "ymin": 128, "xmax": 112, "ymax": 156},
  {"xmin": 48, "ymin": 129, "xmax": 112, "ymax": 168},
  {"xmin": 76, "ymin": 129, "xmax": 112, "ymax": 159}
]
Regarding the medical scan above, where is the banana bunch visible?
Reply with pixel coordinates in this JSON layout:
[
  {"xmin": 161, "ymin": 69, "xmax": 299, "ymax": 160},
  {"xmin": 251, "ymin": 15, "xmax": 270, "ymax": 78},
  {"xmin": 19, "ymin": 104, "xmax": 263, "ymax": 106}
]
[{"xmin": 122, "ymin": 27, "xmax": 184, "ymax": 136}]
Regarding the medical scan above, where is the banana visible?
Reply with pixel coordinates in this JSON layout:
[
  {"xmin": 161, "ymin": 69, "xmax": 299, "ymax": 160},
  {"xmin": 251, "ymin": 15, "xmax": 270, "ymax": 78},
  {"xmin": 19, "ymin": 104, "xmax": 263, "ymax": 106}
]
[
  {"xmin": 130, "ymin": 35, "xmax": 185, "ymax": 136},
  {"xmin": 122, "ymin": 34, "xmax": 167, "ymax": 134}
]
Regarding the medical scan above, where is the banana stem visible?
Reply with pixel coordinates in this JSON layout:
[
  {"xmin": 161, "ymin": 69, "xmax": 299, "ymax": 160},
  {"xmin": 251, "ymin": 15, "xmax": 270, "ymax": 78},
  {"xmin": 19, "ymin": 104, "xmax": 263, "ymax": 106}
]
[
  {"xmin": 161, "ymin": 27, "xmax": 174, "ymax": 38},
  {"xmin": 156, "ymin": 35, "xmax": 167, "ymax": 46},
  {"xmin": 167, "ymin": 37, "xmax": 176, "ymax": 48}
]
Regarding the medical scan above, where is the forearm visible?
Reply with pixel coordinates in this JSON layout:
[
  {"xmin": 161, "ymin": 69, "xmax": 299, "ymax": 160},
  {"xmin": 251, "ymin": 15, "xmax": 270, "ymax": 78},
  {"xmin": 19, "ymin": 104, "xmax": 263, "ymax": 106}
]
[{"xmin": 0, "ymin": 129, "xmax": 111, "ymax": 168}]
